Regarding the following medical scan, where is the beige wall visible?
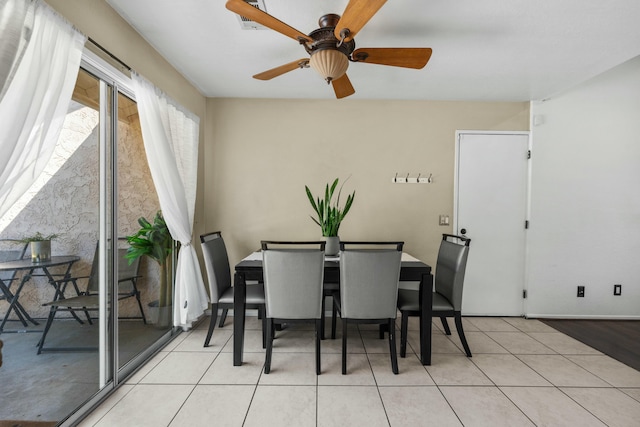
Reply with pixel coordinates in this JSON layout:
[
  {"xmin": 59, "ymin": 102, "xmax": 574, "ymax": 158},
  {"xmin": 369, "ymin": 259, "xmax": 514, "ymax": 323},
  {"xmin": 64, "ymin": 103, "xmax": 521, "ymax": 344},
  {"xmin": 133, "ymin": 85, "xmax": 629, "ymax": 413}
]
[
  {"xmin": 205, "ymin": 98, "xmax": 529, "ymax": 269},
  {"xmin": 46, "ymin": 0, "xmax": 529, "ymax": 282},
  {"xmin": 47, "ymin": 0, "xmax": 207, "ymax": 247}
]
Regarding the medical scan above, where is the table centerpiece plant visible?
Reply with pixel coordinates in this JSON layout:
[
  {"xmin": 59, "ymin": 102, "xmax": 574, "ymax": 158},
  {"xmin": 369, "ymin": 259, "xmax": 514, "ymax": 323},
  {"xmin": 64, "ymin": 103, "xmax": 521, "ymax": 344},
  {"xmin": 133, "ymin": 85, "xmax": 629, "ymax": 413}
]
[
  {"xmin": 20, "ymin": 232, "xmax": 59, "ymax": 263},
  {"xmin": 125, "ymin": 211, "xmax": 173, "ymax": 326},
  {"xmin": 305, "ymin": 177, "xmax": 355, "ymax": 255}
]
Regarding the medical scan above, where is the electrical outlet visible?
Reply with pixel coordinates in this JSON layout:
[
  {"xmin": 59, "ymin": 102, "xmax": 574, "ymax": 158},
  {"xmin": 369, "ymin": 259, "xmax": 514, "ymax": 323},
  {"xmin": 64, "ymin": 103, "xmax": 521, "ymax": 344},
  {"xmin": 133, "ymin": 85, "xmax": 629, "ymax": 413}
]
[
  {"xmin": 577, "ymin": 286, "xmax": 585, "ymax": 297},
  {"xmin": 614, "ymin": 284, "xmax": 622, "ymax": 296}
]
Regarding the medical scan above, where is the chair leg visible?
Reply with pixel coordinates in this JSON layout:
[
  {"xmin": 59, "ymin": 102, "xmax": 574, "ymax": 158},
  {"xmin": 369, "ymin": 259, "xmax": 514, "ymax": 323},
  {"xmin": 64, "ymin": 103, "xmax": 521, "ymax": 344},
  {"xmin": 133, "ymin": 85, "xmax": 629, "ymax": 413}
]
[
  {"xmin": 37, "ymin": 306, "xmax": 59, "ymax": 354},
  {"xmin": 315, "ymin": 318, "xmax": 322, "ymax": 375},
  {"xmin": 400, "ymin": 311, "xmax": 408, "ymax": 358},
  {"xmin": 134, "ymin": 290, "xmax": 147, "ymax": 324},
  {"xmin": 389, "ymin": 319, "xmax": 399, "ymax": 374},
  {"xmin": 331, "ymin": 297, "xmax": 338, "ymax": 340},
  {"xmin": 261, "ymin": 306, "xmax": 267, "ymax": 349},
  {"xmin": 441, "ymin": 316, "xmax": 451, "ymax": 335},
  {"xmin": 264, "ymin": 318, "xmax": 274, "ymax": 374},
  {"xmin": 454, "ymin": 312, "xmax": 472, "ymax": 357},
  {"xmin": 218, "ymin": 308, "xmax": 228, "ymax": 327},
  {"xmin": 342, "ymin": 319, "xmax": 348, "ymax": 375},
  {"xmin": 320, "ymin": 294, "xmax": 326, "ymax": 340},
  {"xmin": 204, "ymin": 303, "xmax": 218, "ymax": 347},
  {"xmin": 82, "ymin": 306, "xmax": 93, "ymax": 325}
]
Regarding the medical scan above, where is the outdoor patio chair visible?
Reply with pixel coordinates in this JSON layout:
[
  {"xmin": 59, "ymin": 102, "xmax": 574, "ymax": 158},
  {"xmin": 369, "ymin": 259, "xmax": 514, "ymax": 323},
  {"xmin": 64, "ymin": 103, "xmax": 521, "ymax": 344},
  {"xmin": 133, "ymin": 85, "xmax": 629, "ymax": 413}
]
[{"xmin": 37, "ymin": 240, "xmax": 145, "ymax": 353}]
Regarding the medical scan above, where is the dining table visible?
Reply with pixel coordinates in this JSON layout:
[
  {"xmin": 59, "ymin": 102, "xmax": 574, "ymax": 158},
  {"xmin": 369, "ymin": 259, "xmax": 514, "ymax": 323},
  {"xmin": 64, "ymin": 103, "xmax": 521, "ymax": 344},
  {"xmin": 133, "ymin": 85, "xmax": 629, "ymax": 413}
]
[
  {"xmin": 233, "ymin": 251, "xmax": 433, "ymax": 366},
  {"xmin": 0, "ymin": 255, "xmax": 80, "ymax": 333}
]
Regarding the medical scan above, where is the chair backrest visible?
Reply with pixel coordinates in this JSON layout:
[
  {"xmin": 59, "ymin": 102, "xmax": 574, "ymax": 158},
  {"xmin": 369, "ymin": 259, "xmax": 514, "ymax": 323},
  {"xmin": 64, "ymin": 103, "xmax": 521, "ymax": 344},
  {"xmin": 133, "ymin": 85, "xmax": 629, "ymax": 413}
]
[
  {"xmin": 0, "ymin": 239, "xmax": 28, "ymax": 283},
  {"xmin": 261, "ymin": 241, "xmax": 325, "ymax": 319},
  {"xmin": 85, "ymin": 243, "xmax": 101, "ymax": 293},
  {"xmin": 85, "ymin": 240, "xmax": 140, "ymax": 294},
  {"xmin": 200, "ymin": 231, "xmax": 232, "ymax": 302},
  {"xmin": 434, "ymin": 234, "xmax": 471, "ymax": 311},
  {"xmin": 339, "ymin": 242, "xmax": 403, "ymax": 319},
  {"xmin": 118, "ymin": 247, "xmax": 141, "ymax": 293}
]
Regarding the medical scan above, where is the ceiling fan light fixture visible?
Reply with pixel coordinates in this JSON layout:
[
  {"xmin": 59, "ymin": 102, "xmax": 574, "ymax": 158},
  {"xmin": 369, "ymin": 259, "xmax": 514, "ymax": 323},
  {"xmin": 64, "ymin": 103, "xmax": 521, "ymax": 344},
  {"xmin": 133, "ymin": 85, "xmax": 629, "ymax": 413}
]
[{"xmin": 309, "ymin": 49, "xmax": 349, "ymax": 83}]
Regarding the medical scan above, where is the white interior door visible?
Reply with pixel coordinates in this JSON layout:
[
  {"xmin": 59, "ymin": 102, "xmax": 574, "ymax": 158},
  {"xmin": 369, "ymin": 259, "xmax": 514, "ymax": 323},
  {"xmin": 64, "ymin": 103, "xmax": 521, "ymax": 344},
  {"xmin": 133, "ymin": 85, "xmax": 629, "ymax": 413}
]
[{"xmin": 455, "ymin": 132, "xmax": 529, "ymax": 316}]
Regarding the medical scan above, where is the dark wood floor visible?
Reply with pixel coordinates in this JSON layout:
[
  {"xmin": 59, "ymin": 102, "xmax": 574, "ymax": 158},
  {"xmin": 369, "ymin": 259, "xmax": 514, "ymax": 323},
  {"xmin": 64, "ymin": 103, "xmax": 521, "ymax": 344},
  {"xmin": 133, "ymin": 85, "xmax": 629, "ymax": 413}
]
[{"xmin": 541, "ymin": 319, "xmax": 640, "ymax": 372}]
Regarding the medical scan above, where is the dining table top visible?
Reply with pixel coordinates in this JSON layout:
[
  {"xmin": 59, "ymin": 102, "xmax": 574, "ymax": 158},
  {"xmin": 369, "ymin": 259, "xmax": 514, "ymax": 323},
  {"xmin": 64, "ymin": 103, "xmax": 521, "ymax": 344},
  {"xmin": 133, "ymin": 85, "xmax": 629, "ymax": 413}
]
[{"xmin": 235, "ymin": 251, "xmax": 431, "ymax": 280}]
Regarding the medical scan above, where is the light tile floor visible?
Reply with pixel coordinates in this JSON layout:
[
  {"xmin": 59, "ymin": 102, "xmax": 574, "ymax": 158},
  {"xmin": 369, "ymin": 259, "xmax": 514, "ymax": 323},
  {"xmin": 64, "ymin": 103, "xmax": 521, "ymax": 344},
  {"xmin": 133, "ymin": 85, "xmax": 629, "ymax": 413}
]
[{"xmin": 78, "ymin": 316, "xmax": 640, "ymax": 427}]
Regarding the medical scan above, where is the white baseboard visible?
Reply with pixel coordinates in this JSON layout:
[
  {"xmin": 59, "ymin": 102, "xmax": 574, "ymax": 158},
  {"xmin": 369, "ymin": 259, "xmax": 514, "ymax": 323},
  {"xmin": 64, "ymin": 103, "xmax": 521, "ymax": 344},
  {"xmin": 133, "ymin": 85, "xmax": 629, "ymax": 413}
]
[{"xmin": 525, "ymin": 314, "xmax": 640, "ymax": 320}]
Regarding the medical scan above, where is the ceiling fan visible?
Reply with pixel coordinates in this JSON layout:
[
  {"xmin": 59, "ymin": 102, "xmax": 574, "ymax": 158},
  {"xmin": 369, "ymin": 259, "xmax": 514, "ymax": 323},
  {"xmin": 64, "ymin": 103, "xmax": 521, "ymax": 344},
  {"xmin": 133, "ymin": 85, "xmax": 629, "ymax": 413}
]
[{"xmin": 225, "ymin": 0, "xmax": 433, "ymax": 99}]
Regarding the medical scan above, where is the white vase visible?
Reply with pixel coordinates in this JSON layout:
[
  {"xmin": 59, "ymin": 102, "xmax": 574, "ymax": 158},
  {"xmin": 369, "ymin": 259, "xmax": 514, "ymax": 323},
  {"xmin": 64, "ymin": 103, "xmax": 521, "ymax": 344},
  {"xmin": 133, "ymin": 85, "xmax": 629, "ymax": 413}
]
[{"xmin": 324, "ymin": 236, "xmax": 340, "ymax": 256}]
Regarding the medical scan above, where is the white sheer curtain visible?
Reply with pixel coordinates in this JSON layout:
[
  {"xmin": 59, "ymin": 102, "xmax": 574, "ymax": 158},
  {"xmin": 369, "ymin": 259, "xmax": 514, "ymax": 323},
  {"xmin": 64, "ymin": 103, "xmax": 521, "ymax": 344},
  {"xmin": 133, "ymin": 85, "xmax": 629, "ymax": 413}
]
[
  {"xmin": 0, "ymin": 0, "xmax": 35, "ymax": 101},
  {"xmin": 0, "ymin": 0, "xmax": 86, "ymax": 218},
  {"xmin": 132, "ymin": 73, "xmax": 208, "ymax": 329}
]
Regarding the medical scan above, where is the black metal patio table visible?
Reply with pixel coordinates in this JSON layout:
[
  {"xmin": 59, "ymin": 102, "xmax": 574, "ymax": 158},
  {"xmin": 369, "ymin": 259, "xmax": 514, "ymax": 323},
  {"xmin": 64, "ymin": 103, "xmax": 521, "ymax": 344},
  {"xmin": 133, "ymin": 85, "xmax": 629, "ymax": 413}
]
[{"xmin": 0, "ymin": 255, "xmax": 80, "ymax": 333}]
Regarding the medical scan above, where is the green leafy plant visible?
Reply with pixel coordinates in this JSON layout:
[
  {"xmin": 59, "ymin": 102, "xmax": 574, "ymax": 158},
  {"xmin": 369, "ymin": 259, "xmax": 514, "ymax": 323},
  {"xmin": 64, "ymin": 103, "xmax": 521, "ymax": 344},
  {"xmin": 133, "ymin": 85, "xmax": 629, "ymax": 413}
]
[
  {"xmin": 19, "ymin": 232, "xmax": 59, "ymax": 242},
  {"xmin": 125, "ymin": 211, "xmax": 173, "ymax": 307},
  {"xmin": 305, "ymin": 177, "xmax": 355, "ymax": 237}
]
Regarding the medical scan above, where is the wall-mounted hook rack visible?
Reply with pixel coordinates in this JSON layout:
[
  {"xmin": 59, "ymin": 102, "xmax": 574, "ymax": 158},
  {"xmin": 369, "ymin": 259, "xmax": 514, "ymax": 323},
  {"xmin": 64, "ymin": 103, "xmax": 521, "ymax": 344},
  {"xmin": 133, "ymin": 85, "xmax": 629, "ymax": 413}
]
[{"xmin": 392, "ymin": 172, "xmax": 433, "ymax": 184}]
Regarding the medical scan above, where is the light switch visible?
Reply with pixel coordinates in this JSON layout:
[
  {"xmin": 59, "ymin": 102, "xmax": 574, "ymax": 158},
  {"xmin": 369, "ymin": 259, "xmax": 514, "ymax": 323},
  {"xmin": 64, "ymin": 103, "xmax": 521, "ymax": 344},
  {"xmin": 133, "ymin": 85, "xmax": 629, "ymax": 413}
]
[{"xmin": 439, "ymin": 215, "xmax": 449, "ymax": 226}]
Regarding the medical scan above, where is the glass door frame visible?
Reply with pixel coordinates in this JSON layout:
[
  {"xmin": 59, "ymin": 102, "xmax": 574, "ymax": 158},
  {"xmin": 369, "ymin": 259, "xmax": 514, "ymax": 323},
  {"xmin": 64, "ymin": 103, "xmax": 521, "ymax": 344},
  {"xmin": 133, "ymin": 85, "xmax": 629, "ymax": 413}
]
[{"xmin": 61, "ymin": 49, "xmax": 178, "ymax": 426}]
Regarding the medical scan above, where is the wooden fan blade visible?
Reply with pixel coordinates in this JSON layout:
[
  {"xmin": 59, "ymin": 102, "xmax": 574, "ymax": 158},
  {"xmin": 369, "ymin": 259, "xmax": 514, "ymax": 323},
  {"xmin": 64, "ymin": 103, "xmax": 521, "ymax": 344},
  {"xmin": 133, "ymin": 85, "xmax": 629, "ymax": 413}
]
[
  {"xmin": 253, "ymin": 59, "xmax": 309, "ymax": 80},
  {"xmin": 332, "ymin": 74, "xmax": 355, "ymax": 99},
  {"xmin": 334, "ymin": 0, "xmax": 387, "ymax": 42},
  {"xmin": 226, "ymin": 0, "xmax": 312, "ymax": 43},
  {"xmin": 352, "ymin": 48, "xmax": 432, "ymax": 69}
]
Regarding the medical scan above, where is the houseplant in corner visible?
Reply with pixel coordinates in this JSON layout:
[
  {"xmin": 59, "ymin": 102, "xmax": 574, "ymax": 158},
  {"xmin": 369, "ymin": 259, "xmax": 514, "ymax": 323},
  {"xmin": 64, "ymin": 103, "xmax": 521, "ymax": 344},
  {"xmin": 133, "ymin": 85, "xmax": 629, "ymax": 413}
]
[
  {"xmin": 20, "ymin": 232, "xmax": 59, "ymax": 263},
  {"xmin": 305, "ymin": 177, "xmax": 355, "ymax": 256},
  {"xmin": 125, "ymin": 211, "xmax": 174, "ymax": 327}
]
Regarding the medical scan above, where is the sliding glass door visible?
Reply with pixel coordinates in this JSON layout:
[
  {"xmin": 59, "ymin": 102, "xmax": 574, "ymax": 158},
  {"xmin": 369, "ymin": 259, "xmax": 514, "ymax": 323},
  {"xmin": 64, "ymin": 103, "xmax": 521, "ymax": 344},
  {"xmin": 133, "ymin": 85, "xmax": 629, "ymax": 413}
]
[
  {"xmin": 115, "ymin": 88, "xmax": 174, "ymax": 376},
  {"xmin": 0, "ymin": 52, "xmax": 177, "ymax": 425}
]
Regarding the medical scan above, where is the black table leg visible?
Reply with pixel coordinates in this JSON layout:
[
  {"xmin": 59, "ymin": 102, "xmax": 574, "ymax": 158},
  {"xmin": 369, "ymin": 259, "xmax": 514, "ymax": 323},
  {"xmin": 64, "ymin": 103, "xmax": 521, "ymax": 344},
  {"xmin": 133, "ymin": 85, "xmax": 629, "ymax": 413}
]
[
  {"xmin": 233, "ymin": 271, "xmax": 247, "ymax": 366},
  {"xmin": 0, "ymin": 279, "xmax": 31, "ymax": 328},
  {"xmin": 0, "ymin": 275, "xmax": 40, "ymax": 332}
]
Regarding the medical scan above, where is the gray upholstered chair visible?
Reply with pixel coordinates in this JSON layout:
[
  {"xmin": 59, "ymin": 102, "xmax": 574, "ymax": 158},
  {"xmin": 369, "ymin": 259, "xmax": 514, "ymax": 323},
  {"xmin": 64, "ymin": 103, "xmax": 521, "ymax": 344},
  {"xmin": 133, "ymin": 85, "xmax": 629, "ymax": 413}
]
[
  {"xmin": 200, "ymin": 231, "xmax": 266, "ymax": 348},
  {"xmin": 261, "ymin": 241, "xmax": 325, "ymax": 374},
  {"xmin": 397, "ymin": 233, "xmax": 472, "ymax": 358},
  {"xmin": 336, "ymin": 241, "xmax": 403, "ymax": 375}
]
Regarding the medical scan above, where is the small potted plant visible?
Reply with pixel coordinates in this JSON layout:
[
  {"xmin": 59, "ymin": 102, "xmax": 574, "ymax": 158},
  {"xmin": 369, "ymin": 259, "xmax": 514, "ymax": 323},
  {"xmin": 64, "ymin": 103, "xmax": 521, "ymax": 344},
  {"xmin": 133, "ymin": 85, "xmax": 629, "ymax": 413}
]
[
  {"xmin": 125, "ymin": 211, "xmax": 174, "ymax": 326},
  {"xmin": 305, "ymin": 177, "xmax": 355, "ymax": 255},
  {"xmin": 20, "ymin": 232, "xmax": 59, "ymax": 263}
]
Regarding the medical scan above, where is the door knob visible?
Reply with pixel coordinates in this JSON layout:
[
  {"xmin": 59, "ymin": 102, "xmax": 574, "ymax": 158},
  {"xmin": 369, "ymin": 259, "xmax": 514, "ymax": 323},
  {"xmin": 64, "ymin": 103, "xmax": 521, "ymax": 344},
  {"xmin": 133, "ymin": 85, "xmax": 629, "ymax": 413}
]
[{"xmin": 460, "ymin": 228, "xmax": 467, "ymax": 235}]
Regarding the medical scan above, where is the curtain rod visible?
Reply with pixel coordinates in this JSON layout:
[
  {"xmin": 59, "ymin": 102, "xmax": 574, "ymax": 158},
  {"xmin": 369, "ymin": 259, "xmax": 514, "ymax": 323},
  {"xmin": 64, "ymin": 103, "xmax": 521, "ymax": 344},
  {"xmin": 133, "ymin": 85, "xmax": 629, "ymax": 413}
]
[{"xmin": 88, "ymin": 37, "xmax": 132, "ymax": 72}]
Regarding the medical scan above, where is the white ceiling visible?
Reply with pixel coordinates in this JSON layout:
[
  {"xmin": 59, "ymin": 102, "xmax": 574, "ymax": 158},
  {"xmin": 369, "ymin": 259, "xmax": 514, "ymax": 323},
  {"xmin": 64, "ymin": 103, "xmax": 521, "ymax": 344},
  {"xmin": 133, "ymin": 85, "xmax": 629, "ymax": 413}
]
[{"xmin": 106, "ymin": 0, "xmax": 640, "ymax": 101}]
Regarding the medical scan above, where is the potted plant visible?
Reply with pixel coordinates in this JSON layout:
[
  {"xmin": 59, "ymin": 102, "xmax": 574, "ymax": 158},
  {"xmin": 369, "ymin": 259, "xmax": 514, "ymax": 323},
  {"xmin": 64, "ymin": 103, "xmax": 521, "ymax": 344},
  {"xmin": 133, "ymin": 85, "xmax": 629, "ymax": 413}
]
[
  {"xmin": 125, "ymin": 211, "xmax": 173, "ymax": 326},
  {"xmin": 305, "ymin": 177, "xmax": 355, "ymax": 255},
  {"xmin": 20, "ymin": 232, "xmax": 59, "ymax": 263}
]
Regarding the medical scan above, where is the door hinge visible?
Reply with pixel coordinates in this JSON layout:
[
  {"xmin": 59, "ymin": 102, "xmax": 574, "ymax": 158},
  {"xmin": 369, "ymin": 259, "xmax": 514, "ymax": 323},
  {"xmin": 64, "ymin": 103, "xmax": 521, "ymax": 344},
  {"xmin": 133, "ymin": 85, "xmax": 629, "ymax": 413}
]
[
  {"xmin": 523, "ymin": 290, "xmax": 527, "ymax": 298},
  {"xmin": 525, "ymin": 220, "xmax": 529, "ymax": 229},
  {"xmin": 527, "ymin": 150, "xmax": 531, "ymax": 159}
]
